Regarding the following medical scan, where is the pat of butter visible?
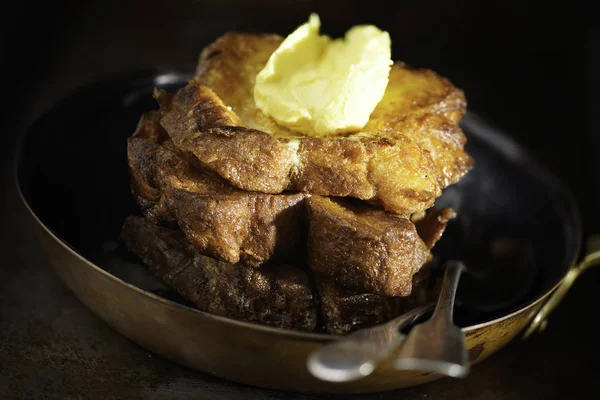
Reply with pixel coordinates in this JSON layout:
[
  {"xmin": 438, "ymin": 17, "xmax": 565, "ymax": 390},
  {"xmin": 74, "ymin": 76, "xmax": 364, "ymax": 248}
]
[{"xmin": 254, "ymin": 14, "xmax": 392, "ymax": 136}]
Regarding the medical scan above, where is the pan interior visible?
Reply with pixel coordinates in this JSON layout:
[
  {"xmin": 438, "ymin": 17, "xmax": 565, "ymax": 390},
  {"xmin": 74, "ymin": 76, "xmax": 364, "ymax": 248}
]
[{"xmin": 16, "ymin": 69, "xmax": 580, "ymax": 329}]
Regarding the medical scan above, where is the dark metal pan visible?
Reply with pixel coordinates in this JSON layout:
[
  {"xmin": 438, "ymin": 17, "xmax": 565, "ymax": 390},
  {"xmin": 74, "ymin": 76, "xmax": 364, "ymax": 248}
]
[{"xmin": 14, "ymin": 69, "xmax": 600, "ymax": 393}]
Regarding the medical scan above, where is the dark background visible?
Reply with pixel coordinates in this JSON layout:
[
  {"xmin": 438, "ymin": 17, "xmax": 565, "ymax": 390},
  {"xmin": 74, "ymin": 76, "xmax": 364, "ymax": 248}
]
[{"xmin": 1, "ymin": 1, "xmax": 599, "ymax": 399}]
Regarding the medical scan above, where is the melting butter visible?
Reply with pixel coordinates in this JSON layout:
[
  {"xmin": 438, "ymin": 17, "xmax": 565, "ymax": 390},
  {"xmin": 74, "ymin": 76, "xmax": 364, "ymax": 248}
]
[{"xmin": 254, "ymin": 14, "xmax": 392, "ymax": 136}]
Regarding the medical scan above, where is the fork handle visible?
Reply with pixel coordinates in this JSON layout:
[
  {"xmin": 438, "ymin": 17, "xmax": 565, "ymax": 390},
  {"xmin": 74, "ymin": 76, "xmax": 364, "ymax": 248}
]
[{"xmin": 431, "ymin": 261, "xmax": 465, "ymax": 323}]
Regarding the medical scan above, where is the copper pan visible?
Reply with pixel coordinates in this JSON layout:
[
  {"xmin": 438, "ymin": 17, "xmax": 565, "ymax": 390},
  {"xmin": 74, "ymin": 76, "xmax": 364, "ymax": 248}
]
[{"xmin": 14, "ymin": 69, "xmax": 600, "ymax": 393}]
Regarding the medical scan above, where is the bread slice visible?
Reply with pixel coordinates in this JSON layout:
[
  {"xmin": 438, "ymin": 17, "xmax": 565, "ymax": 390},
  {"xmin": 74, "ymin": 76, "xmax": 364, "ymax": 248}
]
[
  {"xmin": 128, "ymin": 112, "xmax": 307, "ymax": 267},
  {"xmin": 153, "ymin": 33, "xmax": 472, "ymax": 215},
  {"xmin": 307, "ymin": 196, "xmax": 431, "ymax": 297},
  {"xmin": 121, "ymin": 215, "xmax": 317, "ymax": 331}
]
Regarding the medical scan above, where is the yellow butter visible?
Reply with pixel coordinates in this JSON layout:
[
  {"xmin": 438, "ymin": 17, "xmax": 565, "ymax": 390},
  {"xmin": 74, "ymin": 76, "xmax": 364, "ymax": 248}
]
[{"xmin": 254, "ymin": 14, "xmax": 392, "ymax": 136}]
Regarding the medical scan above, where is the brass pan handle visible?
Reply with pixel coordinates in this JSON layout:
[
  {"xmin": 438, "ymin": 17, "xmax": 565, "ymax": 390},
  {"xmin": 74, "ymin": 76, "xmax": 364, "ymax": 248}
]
[{"xmin": 523, "ymin": 235, "xmax": 600, "ymax": 338}]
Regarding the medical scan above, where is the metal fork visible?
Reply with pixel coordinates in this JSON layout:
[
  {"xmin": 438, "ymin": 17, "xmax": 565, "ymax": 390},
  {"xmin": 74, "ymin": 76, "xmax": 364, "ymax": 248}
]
[
  {"xmin": 307, "ymin": 303, "xmax": 435, "ymax": 382},
  {"xmin": 307, "ymin": 260, "xmax": 468, "ymax": 382},
  {"xmin": 393, "ymin": 260, "xmax": 469, "ymax": 378}
]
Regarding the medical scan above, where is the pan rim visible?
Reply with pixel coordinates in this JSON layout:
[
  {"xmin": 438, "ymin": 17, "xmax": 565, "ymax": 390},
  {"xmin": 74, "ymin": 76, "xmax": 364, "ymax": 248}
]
[{"xmin": 13, "ymin": 67, "xmax": 583, "ymax": 339}]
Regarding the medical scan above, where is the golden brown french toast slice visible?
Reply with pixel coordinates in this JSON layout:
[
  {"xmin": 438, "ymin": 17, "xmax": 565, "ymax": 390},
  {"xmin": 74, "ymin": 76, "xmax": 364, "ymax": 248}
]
[
  {"xmin": 196, "ymin": 33, "xmax": 472, "ymax": 188},
  {"xmin": 154, "ymin": 34, "xmax": 472, "ymax": 215}
]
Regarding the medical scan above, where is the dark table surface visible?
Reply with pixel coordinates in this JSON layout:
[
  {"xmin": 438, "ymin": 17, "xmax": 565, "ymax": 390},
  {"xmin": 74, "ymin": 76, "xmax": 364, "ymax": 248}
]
[{"xmin": 1, "ymin": 1, "xmax": 599, "ymax": 399}]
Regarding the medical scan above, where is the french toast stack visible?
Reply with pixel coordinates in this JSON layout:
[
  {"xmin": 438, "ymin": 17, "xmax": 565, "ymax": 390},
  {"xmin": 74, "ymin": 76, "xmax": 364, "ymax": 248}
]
[{"xmin": 121, "ymin": 33, "xmax": 472, "ymax": 334}]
